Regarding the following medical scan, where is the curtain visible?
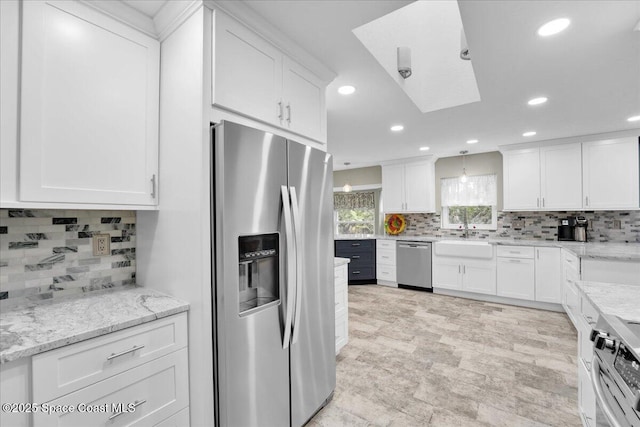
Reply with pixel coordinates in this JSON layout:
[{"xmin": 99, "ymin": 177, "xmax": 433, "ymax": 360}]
[
  {"xmin": 441, "ymin": 174, "xmax": 497, "ymax": 207},
  {"xmin": 334, "ymin": 191, "xmax": 375, "ymax": 210}
]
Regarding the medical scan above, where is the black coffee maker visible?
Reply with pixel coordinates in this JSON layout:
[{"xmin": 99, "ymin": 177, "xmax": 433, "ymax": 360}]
[{"xmin": 558, "ymin": 217, "xmax": 576, "ymax": 241}]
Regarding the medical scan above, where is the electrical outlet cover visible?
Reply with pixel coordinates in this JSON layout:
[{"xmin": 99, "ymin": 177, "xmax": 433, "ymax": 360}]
[{"xmin": 93, "ymin": 234, "xmax": 111, "ymax": 256}]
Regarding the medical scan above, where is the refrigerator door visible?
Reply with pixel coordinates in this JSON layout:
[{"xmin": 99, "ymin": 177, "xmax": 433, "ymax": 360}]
[
  {"xmin": 287, "ymin": 141, "xmax": 336, "ymax": 426},
  {"xmin": 213, "ymin": 122, "xmax": 291, "ymax": 427}
]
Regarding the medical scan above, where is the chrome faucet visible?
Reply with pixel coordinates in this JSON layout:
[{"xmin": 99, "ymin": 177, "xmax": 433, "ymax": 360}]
[{"xmin": 462, "ymin": 209, "xmax": 469, "ymax": 238}]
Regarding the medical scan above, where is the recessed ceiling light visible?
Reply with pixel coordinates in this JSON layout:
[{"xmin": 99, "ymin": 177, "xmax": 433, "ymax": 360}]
[
  {"xmin": 537, "ymin": 18, "xmax": 570, "ymax": 37},
  {"xmin": 466, "ymin": 139, "xmax": 478, "ymax": 144},
  {"xmin": 337, "ymin": 85, "xmax": 356, "ymax": 95},
  {"xmin": 390, "ymin": 124, "xmax": 404, "ymax": 132},
  {"xmin": 528, "ymin": 97, "xmax": 548, "ymax": 106},
  {"xmin": 419, "ymin": 146, "xmax": 430, "ymax": 151},
  {"xmin": 523, "ymin": 131, "xmax": 537, "ymax": 137},
  {"xmin": 627, "ymin": 115, "xmax": 640, "ymax": 122}
]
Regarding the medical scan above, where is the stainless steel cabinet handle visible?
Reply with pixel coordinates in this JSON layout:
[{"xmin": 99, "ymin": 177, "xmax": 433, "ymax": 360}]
[
  {"xmin": 463, "ymin": 265, "xmax": 466, "ymax": 274},
  {"xmin": 290, "ymin": 187, "xmax": 303, "ymax": 344},
  {"xmin": 286, "ymin": 103, "xmax": 291, "ymax": 124},
  {"xmin": 542, "ymin": 197, "xmax": 545, "ymax": 207},
  {"xmin": 351, "ymin": 243, "xmax": 361, "ymax": 247},
  {"xmin": 108, "ymin": 400, "xmax": 146, "ymax": 420},
  {"xmin": 277, "ymin": 101, "xmax": 283, "ymax": 120},
  {"xmin": 280, "ymin": 186, "xmax": 295, "ymax": 349},
  {"xmin": 106, "ymin": 344, "xmax": 145, "ymax": 361},
  {"xmin": 508, "ymin": 259, "xmax": 521, "ymax": 263},
  {"xmin": 150, "ymin": 174, "xmax": 156, "ymax": 198},
  {"xmin": 351, "ymin": 255, "xmax": 360, "ymax": 259},
  {"xmin": 537, "ymin": 198, "xmax": 539, "ymax": 207},
  {"xmin": 585, "ymin": 196, "xmax": 589, "ymax": 206},
  {"xmin": 537, "ymin": 249, "xmax": 539, "ymax": 259},
  {"xmin": 458, "ymin": 265, "xmax": 461, "ymax": 274},
  {"xmin": 352, "ymin": 271, "xmax": 361, "ymax": 274}
]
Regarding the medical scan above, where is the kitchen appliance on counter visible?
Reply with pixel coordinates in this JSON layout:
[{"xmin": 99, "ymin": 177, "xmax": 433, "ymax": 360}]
[
  {"xmin": 212, "ymin": 121, "xmax": 335, "ymax": 427},
  {"xmin": 397, "ymin": 241, "xmax": 432, "ymax": 291},
  {"xmin": 558, "ymin": 217, "xmax": 576, "ymax": 241},
  {"xmin": 590, "ymin": 314, "xmax": 640, "ymax": 427},
  {"xmin": 575, "ymin": 216, "xmax": 589, "ymax": 242}
]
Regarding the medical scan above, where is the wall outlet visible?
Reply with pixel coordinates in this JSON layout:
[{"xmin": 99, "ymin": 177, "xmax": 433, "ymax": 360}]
[
  {"xmin": 93, "ymin": 234, "xmax": 111, "ymax": 256},
  {"xmin": 512, "ymin": 219, "xmax": 525, "ymax": 229},
  {"xmin": 613, "ymin": 219, "xmax": 622, "ymax": 229}
]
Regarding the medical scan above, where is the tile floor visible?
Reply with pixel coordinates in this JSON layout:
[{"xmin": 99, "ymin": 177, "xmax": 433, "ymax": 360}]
[{"xmin": 309, "ymin": 285, "xmax": 581, "ymax": 427}]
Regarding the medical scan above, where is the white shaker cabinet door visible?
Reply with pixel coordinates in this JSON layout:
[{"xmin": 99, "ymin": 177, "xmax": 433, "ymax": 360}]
[
  {"xmin": 462, "ymin": 262, "xmax": 496, "ymax": 295},
  {"xmin": 540, "ymin": 143, "xmax": 582, "ymax": 210},
  {"xmin": 432, "ymin": 260, "xmax": 463, "ymax": 290},
  {"xmin": 212, "ymin": 9, "xmax": 282, "ymax": 126},
  {"xmin": 404, "ymin": 161, "xmax": 434, "ymax": 212},
  {"xmin": 582, "ymin": 137, "xmax": 640, "ymax": 210},
  {"xmin": 534, "ymin": 247, "xmax": 562, "ymax": 304},
  {"xmin": 503, "ymin": 148, "xmax": 540, "ymax": 210},
  {"xmin": 282, "ymin": 57, "xmax": 326, "ymax": 143},
  {"xmin": 497, "ymin": 258, "xmax": 535, "ymax": 300},
  {"xmin": 20, "ymin": 0, "xmax": 159, "ymax": 206},
  {"xmin": 381, "ymin": 164, "xmax": 405, "ymax": 212}
]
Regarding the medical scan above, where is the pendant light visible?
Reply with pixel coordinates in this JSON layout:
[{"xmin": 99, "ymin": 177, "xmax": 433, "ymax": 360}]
[{"xmin": 460, "ymin": 150, "xmax": 468, "ymax": 183}]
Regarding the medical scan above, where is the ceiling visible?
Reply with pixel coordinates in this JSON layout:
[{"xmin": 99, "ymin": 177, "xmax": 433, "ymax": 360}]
[
  {"xmin": 123, "ymin": 0, "xmax": 640, "ymax": 169},
  {"xmin": 241, "ymin": 0, "xmax": 640, "ymax": 169}
]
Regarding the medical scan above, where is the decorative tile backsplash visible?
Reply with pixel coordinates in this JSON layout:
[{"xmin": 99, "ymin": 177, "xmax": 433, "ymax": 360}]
[
  {"xmin": 0, "ymin": 209, "xmax": 136, "ymax": 304},
  {"xmin": 399, "ymin": 210, "xmax": 640, "ymax": 243}
]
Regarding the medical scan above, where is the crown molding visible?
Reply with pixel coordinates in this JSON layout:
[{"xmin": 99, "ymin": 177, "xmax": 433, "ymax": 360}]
[{"xmin": 498, "ymin": 128, "xmax": 640, "ymax": 152}]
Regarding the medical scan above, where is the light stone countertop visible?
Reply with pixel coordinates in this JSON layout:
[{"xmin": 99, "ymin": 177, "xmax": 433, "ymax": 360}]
[
  {"xmin": 335, "ymin": 235, "xmax": 640, "ymax": 261},
  {"xmin": 334, "ymin": 257, "xmax": 350, "ymax": 267},
  {"xmin": 0, "ymin": 286, "xmax": 189, "ymax": 364},
  {"xmin": 576, "ymin": 281, "xmax": 640, "ymax": 322}
]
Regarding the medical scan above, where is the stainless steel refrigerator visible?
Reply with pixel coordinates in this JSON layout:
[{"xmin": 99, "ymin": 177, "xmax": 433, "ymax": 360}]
[{"xmin": 211, "ymin": 121, "xmax": 336, "ymax": 427}]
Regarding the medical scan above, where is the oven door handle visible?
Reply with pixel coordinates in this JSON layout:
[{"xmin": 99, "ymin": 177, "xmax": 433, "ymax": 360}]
[{"xmin": 591, "ymin": 357, "xmax": 624, "ymax": 427}]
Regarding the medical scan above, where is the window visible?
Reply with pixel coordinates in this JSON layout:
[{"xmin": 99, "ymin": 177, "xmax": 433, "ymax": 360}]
[
  {"xmin": 334, "ymin": 191, "xmax": 376, "ymax": 235},
  {"xmin": 441, "ymin": 174, "xmax": 497, "ymax": 230}
]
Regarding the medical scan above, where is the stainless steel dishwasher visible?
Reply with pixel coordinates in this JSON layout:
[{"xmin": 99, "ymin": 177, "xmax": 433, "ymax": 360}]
[{"xmin": 397, "ymin": 241, "xmax": 432, "ymax": 291}]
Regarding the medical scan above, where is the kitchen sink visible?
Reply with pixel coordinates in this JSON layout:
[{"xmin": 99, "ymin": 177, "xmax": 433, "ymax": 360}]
[{"xmin": 434, "ymin": 240, "xmax": 494, "ymax": 258}]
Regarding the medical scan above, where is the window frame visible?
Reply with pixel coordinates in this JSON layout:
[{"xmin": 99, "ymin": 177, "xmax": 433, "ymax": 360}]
[
  {"xmin": 334, "ymin": 207, "xmax": 376, "ymax": 236},
  {"xmin": 441, "ymin": 205, "xmax": 498, "ymax": 231}
]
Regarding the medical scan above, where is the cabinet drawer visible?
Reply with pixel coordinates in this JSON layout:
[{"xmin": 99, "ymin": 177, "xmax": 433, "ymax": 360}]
[
  {"xmin": 33, "ymin": 313, "xmax": 188, "ymax": 403},
  {"xmin": 376, "ymin": 239, "xmax": 396, "ymax": 250},
  {"xmin": 346, "ymin": 251, "xmax": 375, "ymax": 264},
  {"xmin": 154, "ymin": 407, "xmax": 190, "ymax": 427},
  {"xmin": 377, "ymin": 264, "xmax": 396, "ymax": 282},
  {"xmin": 497, "ymin": 246, "xmax": 534, "ymax": 259},
  {"xmin": 336, "ymin": 239, "xmax": 375, "ymax": 251},
  {"xmin": 349, "ymin": 266, "xmax": 375, "ymax": 281},
  {"xmin": 33, "ymin": 348, "xmax": 189, "ymax": 427},
  {"xmin": 377, "ymin": 248, "xmax": 396, "ymax": 265},
  {"xmin": 581, "ymin": 295, "xmax": 599, "ymax": 328},
  {"xmin": 562, "ymin": 250, "xmax": 579, "ymax": 271}
]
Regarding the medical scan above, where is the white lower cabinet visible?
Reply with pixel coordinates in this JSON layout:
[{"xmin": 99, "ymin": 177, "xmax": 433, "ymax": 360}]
[
  {"xmin": 31, "ymin": 313, "xmax": 189, "ymax": 426},
  {"xmin": 376, "ymin": 239, "xmax": 397, "ymax": 286},
  {"xmin": 497, "ymin": 257, "xmax": 535, "ymax": 300},
  {"xmin": 534, "ymin": 247, "xmax": 562, "ymax": 303},
  {"xmin": 334, "ymin": 261, "xmax": 349, "ymax": 354},
  {"xmin": 433, "ymin": 258, "xmax": 496, "ymax": 295}
]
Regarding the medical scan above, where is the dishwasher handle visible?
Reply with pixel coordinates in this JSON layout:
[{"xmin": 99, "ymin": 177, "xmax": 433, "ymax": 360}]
[{"xmin": 398, "ymin": 242, "xmax": 431, "ymax": 249}]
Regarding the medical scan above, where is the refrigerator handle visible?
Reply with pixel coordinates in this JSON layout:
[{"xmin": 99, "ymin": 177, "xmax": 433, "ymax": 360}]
[
  {"xmin": 281, "ymin": 186, "xmax": 296, "ymax": 349},
  {"xmin": 289, "ymin": 186, "xmax": 303, "ymax": 344}
]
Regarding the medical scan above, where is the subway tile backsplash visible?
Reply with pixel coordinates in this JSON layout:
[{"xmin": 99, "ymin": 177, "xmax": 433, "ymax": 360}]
[
  {"xmin": 399, "ymin": 210, "xmax": 640, "ymax": 243},
  {"xmin": 0, "ymin": 209, "xmax": 136, "ymax": 305}
]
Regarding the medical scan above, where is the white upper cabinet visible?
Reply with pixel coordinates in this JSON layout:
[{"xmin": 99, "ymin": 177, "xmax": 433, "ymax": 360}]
[
  {"xmin": 19, "ymin": 1, "xmax": 160, "ymax": 205},
  {"xmin": 582, "ymin": 137, "xmax": 639, "ymax": 210},
  {"xmin": 19, "ymin": 0, "xmax": 159, "ymax": 207},
  {"xmin": 212, "ymin": 10, "xmax": 327, "ymax": 143},
  {"xmin": 381, "ymin": 160, "xmax": 435, "ymax": 213},
  {"xmin": 502, "ymin": 148, "xmax": 540, "ymax": 210},
  {"xmin": 212, "ymin": 10, "xmax": 282, "ymax": 125},
  {"xmin": 503, "ymin": 137, "xmax": 639, "ymax": 211},
  {"xmin": 381, "ymin": 164, "xmax": 405, "ymax": 212},
  {"xmin": 281, "ymin": 57, "xmax": 326, "ymax": 142},
  {"xmin": 540, "ymin": 143, "xmax": 582, "ymax": 210}
]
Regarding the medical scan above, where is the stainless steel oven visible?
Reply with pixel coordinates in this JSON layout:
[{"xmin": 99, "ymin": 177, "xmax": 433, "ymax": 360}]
[{"xmin": 590, "ymin": 314, "xmax": 640, "ymax": 427}]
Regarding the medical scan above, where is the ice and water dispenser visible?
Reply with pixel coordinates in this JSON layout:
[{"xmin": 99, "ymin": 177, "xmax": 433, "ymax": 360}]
[{"xmin": 238, "ymin": 233, "xmax": 280, "ymax": 314}]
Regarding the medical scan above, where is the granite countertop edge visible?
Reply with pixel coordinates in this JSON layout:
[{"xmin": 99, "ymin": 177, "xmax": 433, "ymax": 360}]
[
  {"xmin": 0, "ymin": 286, "xmax": 189, "ymax": 364},
  {"xmin": 575, "ymin": 281, "xmax": 640, "ymax": 322},
  {"xmin": 334, "ymin": 257, "xmax": 351, "ymax": 267},
  {"xmin": 334, "ymin": 235, "xmax": 640, "ymax": 261}
]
